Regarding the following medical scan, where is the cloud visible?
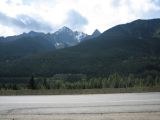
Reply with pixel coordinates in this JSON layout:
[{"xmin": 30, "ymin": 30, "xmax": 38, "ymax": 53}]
[
  {"xmin": 111, "ymin": 0, "xmax": 122, "ymax": 7},
  {"xmin": 0, "ymin": 12, "xmax": 24, "ymax": 28},
  {"xmin": 16, "ymin": 14, "xmax": 53, "ymax": 31},
  {"xmin": 143, "ymin": 9, "xmax": 160, "ymax": 19},
  {"xmin": 0, "ymin": 0, "xmax": 160, "ymax": 36},
  {"xmin": 64, "ymin": 10, "xmax": 88, "ymax": 31},
  {"xmin": 0, "ymin": 11, "xmax": 53, "ymax": 33},
  {"xmin": 152, "ymin": 0, "xmax": 160, "ymax": 6}
]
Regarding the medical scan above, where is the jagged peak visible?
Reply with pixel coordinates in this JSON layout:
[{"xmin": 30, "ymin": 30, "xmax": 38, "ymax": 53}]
[
  {"xmin": 92, "ymin": 29, "xmax": 101, "ymax": 35},
  {"xmin": 58, "ymin": 26, "xmax": 73, "ymax": 32},
  {"xmin": 27, "ymin": 31, "xmax": 44, "ymax": 35}
]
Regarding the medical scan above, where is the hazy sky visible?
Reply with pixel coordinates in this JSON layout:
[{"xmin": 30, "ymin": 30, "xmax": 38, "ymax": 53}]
[{"xmin": 0, "ymin": 0, "xmax": 160, "ymax": 36}]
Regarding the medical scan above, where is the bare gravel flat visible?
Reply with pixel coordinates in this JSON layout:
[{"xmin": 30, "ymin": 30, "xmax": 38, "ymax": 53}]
[{"xmin": 0, "ymin": 92, "xmax": 160, "ymax": 120}]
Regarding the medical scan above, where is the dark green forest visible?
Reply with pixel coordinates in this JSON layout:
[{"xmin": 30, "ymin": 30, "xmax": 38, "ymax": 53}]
[{"xmin": 0, "ymin": 73, "xmax": 160, "ymax": 90}]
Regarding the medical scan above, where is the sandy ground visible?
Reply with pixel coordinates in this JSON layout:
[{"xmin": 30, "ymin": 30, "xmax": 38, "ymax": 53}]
[{"xmin": 0, "ymin": 112, "xmax": 160, "ymax": 120}]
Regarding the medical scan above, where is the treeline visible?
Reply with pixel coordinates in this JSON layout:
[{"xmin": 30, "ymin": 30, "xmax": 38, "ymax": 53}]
[{"xmin": 0, "ymin": 72, "xmax": 160, "ymax": 90}]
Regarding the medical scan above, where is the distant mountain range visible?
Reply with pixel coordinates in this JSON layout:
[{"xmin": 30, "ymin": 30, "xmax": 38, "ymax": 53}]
[
  {"xmin": 0, "ymin": 27, "xmax": 100, "ymax": 47},
  {"xmin": 84, "ymin": 29, "xmax": 101, "ymax": 40},
  {"xmin": 0, "ymin": 27, "xmax": 100, "ymax": 62},
  {"xmin": 0, "ymin": 19, "xmax": 160, "ymax": 77}
]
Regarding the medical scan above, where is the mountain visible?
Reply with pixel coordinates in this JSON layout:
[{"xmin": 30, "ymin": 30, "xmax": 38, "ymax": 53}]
[
  {"xmin": 84, "ymin": 29, "xmax": 101, "ymax": 40},
  {"xmin": 0, "ymin": 27, "xmax": 89, "ymax": 62},
  {"xmin": 0, "ymin": 19, "xmax": 160, "ymax": 77},
  {"xmin": 1, "ymin": 27, "xmax": 88, "ymax": 45},
  {"xmin": 52, "ymin": 26, "xmax": 88, "ymax": 48},
  {"xmin": 0, "ymin": 31, "xmax": 46, "ymax": 43},
  {"xmin": 0, "ymin": 36, "xmax": 55, "ymax": 62},
  {"xmin": 74, "ymin": 31, "xmax": 88, "ymax": 42},
  {"xmin": 91, "ymin": 29, "xmax": 101, "ymax": 38}
]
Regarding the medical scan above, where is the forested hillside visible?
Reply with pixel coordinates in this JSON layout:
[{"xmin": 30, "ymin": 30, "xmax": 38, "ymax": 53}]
[{"xmin": 0, "ymin": 19, "xmax": 160, "ymax": 90}]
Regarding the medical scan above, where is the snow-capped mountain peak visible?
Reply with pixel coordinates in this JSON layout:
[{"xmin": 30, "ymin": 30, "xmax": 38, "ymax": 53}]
[
  {"xmin": 74, "ymin": 31, "xmax": 88, "ymax": 42},
  {"xmin": 54, "ymin": 27, "xmax": 88, "ymax": 43}
]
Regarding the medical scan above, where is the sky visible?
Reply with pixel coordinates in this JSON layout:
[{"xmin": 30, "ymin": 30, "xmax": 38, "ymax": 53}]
[{"xmin": 0, "ymin": 0, "xmax": 160, "ymax": 36}]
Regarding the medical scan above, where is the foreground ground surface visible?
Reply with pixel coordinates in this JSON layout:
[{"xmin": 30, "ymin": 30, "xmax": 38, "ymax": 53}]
[{"xmin": 0, "ymin": 92, "xmax": 160, "ymax": 120}]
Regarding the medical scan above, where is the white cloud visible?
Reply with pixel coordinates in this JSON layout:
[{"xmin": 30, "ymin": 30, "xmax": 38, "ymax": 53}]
[
  {"xmin": 64, "ymin": 10, "xmax": 88, "ymax": 31},
  {"xmin": 0, "ymin": 24, "xmax": 16, "ymax": 36},
  {"xmin": 0, "ymin": 0, "xmax": 160, "ymax": 36}
]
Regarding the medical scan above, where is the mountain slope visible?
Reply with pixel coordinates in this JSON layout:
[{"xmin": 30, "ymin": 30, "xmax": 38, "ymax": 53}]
[
  {"xmin": 0, "ymin": 27, "xmax": 89, "ymax": 62},
  {"xmin": 51, "ymin": 27, "xmax": 87, "ymax": 48},
  {"xmin": 0, "ymin": 36, "xmax": 56, "ymax": 62},
  {"xmin": 1, "ymin": 19, "xmax": 160, "ymax": 77},
  {"xmin": 91, "ymin": 29, "xmax": 101, "ymax": 38},
  {"xmin": 84, "ymin": 29, "xmax": 101, "ymax": 40}
]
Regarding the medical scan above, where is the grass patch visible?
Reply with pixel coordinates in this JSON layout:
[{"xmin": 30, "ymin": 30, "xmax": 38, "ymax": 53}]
[{"xmin": 0, "ymin": 87, "xmax": 160, "ymax": 95}]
